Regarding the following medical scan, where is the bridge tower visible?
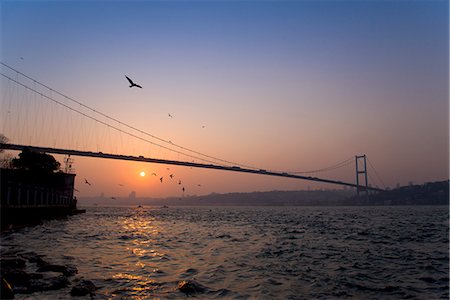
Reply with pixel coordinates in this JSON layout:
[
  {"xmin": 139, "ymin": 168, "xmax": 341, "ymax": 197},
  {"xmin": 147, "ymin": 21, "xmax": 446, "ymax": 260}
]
[{"xmin": 355, "ymin": 155, "xmax": 368, "ymax": 197}]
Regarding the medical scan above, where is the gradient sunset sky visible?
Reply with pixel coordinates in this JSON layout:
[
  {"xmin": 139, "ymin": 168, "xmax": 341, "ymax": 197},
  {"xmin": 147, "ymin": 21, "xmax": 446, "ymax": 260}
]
[{"xmin": 1, "ymin": 0, "xmax": 448, "ymax": 199}]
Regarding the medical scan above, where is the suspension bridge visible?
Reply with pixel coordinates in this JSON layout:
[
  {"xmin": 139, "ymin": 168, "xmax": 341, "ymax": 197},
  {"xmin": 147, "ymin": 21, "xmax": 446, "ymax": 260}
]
[{"xmin": 0, "ymin": 63, "xmax": 385, "ymax": 194}]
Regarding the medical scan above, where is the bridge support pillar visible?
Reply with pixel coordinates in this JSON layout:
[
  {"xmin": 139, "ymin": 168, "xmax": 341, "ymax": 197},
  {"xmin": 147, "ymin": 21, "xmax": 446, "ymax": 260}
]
[{"xmin": 355, "ymin": 155, "xmax": 369, "ymax": 198}]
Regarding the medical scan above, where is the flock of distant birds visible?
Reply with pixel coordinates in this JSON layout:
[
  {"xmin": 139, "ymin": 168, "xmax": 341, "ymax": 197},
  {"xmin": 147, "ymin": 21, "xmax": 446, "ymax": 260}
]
[
  {"xmin": 80, "ymin": 75, "xmax": 206, "ymax": 199},
  {"xmin": 83, "ymin": 167, "xmax": 194, "ymax": 200}
]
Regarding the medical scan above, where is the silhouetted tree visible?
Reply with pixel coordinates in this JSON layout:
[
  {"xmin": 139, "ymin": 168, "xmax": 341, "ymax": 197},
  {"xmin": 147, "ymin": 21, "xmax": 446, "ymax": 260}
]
[
  {"xmin": 0, "ymin": 134, "xmax": 13, "ymax": 168},
  {"xmin": 0, "ymin": 133, "xmax": 8, "ymax": 152},
  {"xmin": 12, "ymin": 148, "xmax": 60, "ymax": 173},
  {"xmin": 0, "ymin": 152, "xmax": 14, "ymax": 168}
]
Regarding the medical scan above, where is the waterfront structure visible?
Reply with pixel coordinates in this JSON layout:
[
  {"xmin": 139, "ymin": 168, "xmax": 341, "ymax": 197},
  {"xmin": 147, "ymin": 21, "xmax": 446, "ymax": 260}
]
[{"xmin": 0, "ymin": 168, "xmax": 82, "ymax": 228}]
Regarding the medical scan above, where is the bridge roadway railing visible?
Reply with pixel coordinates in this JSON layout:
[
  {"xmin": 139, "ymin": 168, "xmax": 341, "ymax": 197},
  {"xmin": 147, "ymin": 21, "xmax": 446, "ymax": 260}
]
[{"xmin": 0, "ymin": 143, "xmax": 384, "ymax": 192}]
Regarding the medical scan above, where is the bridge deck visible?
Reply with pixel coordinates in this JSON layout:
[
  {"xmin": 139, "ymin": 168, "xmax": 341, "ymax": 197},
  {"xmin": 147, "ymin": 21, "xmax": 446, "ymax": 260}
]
[{"xmin": 0, "ymin": 143, "xmax": 384, "ymax": 192}]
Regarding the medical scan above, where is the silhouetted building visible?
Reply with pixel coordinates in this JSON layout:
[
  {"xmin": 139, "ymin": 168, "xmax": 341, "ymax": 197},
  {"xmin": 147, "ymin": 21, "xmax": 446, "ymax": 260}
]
[{"xmin": 0, "ymin": 168, "xmax": 81, "ymax": 229}]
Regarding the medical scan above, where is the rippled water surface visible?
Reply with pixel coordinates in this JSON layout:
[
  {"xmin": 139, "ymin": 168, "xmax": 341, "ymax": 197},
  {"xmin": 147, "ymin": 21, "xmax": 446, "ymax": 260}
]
[{"xmin": 1, "ymin": 206, "xmax": 448, "ymax": 299}]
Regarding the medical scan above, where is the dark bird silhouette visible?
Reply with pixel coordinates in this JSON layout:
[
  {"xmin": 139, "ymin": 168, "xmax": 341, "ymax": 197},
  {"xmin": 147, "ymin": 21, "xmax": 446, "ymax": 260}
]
[
  {"xmin": 178, "ymin": 180, "xmax": 181, "ymax": 185},
  {"xmin": 169, "ymin": 174, "xmax": 174, "ymax": 179},
  {"xmin": 111, "ymin": 197, "xmax": 116, "ymax": 200},
  {"xmin": 160, "ymin": 177, "xmax": 163, "ymax": 183},
  {"xmin": 168, "ymin": 113, "xmax": 173, "ymax": 118},
  {"xmin": 182, "ymin": 187, "xmax": 185, "ymax": 193},
  {"xmin": 84, "ymin": 179, "xmax": 91, "ymax": 186},
  {"xmin": 151, "ymin": 173, "xmax": 157, "ymax": 176},
  {"xmin": 125, "ymin": 75, "xmax": 142, "ymax": 88}
]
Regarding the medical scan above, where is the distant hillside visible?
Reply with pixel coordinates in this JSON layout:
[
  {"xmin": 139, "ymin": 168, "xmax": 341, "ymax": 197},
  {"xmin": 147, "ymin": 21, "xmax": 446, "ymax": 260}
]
[
  {"xmin": 79, "ymin": 181, "xmax": 448, "ymax": 206},
  {"xmin": 162, "ymin": 189, "xmax": 355, "ymax": 206},
  {"xmin": 348, "ymin": 180, "xmax": 449, "ymax": 206},
  {"xmin": 79, "ymin": 189, "xmax": 354, "ymax": 206}
]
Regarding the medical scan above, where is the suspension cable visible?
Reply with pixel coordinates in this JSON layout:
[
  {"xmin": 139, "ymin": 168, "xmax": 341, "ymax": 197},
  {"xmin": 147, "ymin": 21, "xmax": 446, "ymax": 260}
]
[
  {"xmin": 0, "ymin": 63, "xmax": 258, "ymax": 169},
  {"xmin": 367, "ymin": 157, "xmax": 386, "ymax": 189},
  {"xmin": 290, "ymin": 157, "xmax": 354, "ymax": 174},
  {"xmin": 0, "ymin": 72, "xmax": 228, "ymax": 165},
  {"xmin": 1, "ymin": 63, "xmax": 370, "ymax": 179}
]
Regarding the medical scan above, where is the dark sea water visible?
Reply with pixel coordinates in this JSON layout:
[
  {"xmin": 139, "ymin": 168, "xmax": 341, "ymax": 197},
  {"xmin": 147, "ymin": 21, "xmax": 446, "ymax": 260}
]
[{"xmin": 1, "ymin": 205, "xmax": 448, "ymax": 299}]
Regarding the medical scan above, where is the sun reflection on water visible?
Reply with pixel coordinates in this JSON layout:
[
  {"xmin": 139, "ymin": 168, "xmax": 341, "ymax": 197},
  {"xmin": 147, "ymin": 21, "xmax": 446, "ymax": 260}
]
[
  {"xmin": 117, "ymin": 210, "xmax": 170, "ymax": 276},
  {"xmin": 111, "ymin": 272, "xmax": 160, "ymax": 299},
  {"xmin": 121, "ymin": 213, "xmax": 159, "ymax": 234},
  {"xmin": 132, "ymin": 248, "xmax": 147, "ymax": 257},
  {"xmin": 114, "ymin": 211, "xmax": 167, "ymax": 299}
]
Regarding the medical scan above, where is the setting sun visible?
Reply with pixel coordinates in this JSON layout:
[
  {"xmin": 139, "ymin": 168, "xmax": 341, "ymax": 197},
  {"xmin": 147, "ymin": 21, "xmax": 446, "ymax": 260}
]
[{"xmin": 139, "ymin": 171, "xmax": 146, "ymax": 177}]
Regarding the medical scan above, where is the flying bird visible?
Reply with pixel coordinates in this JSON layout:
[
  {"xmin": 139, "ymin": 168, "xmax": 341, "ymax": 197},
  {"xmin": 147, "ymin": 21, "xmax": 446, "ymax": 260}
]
[
  {"xmin": 168, "ymin": 113, "xmax": 173, "ymax": 118},
  {"xmin": 151, "ymin": 173, "xmax": 157, "ymax": 176},
  {"xmin": 84, "ymin": 179, "xmax": 91, "ymax": 186},
  {"xmin": 160, "ymin": 177, "xmax": 164, "ymax": 183},
  {"xmin": 111, "ymin": 197, "xmax": 116, "ymax": 200},
  {"xmin": 125, "ymin": 75, "xmax": 142, "ymax": 88},
  {"xmin": 182, "ymin": 187, "xmax": 185, "ymax": 193},
  {"xmin": 169, "ymin": 174, "xmax": 174, "ymax": 179},
  {"xmin": 178, "ymin": 180, "xmax": 181, "ymax": 185}
]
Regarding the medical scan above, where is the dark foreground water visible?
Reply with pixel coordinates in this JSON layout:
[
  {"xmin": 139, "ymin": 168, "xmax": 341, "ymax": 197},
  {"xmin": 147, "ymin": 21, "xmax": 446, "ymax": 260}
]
[{"xmin": 1, "ymin": 206, "xmax": 448, "ymax": 299}]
